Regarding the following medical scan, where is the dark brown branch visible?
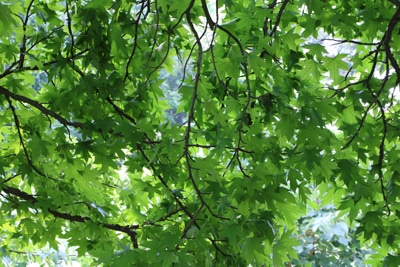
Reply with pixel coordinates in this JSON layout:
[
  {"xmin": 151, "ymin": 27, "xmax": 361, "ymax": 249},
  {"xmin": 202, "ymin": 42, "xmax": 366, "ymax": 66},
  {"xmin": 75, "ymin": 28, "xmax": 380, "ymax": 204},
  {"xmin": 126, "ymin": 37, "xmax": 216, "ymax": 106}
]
[
  {"xmin": 181, "ymin": 204, "xmax": 204, "ymax": 239},
  {"xmin": 216, "ymin": 23, "xmax": 252, "ymax": 179},
  {"xmin": 341, "ymin": 103, "xmax": 373, "ymax": 150},
  {"xmin": 184, "ymin": 0, "xmax": 202, "ymax": 195},
  {"xmin": 383, "ymin": 8, "xmax": 400, "ymax": 83},
  {"xmin": 143, "ymin": 1, "xmax": 161, "ymax": 70},
  {"xmin": 188, "ymin": 143, "xmax": 254, "ymax": 154},
  {"xmin": 18, "ymin": 0, "xmax": 35, "ymax": 69},
  {"xmin": 270, "ymin": 0, "xmax": 290, "ymax": 37},
  {"xmin": 186, "ymin": 4, "xmax": 229, "ymax": 221},
  {"xmin": 105, "ymin": 97, "xmax": 136, "ymax": 124},
  {"xmin": 8, "ymin": 249, "xmax": 76, "ymax": 258},
  {"xmin": 0, "ymin": 86, "xmax": 85, "ymax": 129},
  {"xmin": 27, "ymin": 26, "xmax": 64, "ymax": 53},
  {"xmin": 1, "ymin": 173, "xmax": 22, "ymax": 184},
  {"xmin": 0, "ymin": 49, "xmax": 89, "ymax": 79},
  {"xmin": 375, "ymin": 58, "xmax": 391, "ymax": 215},
  {"xmin": 366, "ymin": 43, "xmax": 383, "ymax": 82},
  {"xmin": 177, "ymin": 40, "xmax": 198, "ymax": 90},
  {"xmin": 65, "ymin": 1, "xmax": 75, "ymax": 57},
  {"xmin": 322, "ymin": 38, "xmax": 380, "ymax": 46},
  {"xmin": 200, "ymin": 0, "xmax": 215, "ymax": 29},
  {"xmin": 0, "ymin": 62, "xmax": 20, "ymax": 79},
  {"xmin": 182, "ymin": 2, "xmax": 222, "ymax": 226},
  {"xmin": 144, "ymin": 33, "xmax": 172, "ymax": 87},
  {"xmin": 67, "ymin": 60, "xmax": 138, "ymax": 127},
  {"xmin": 136, "ymin": 142, "xmax": 200, "ymax": 235},
  {"xmin": 376, "ymin": 98, "xmax": 390, "ymax": 215},
  {"xmin": 2, "ymin": 186, "xmax": 139, "ymax": 248},
  {"xmin": 0, "ymin": 84, "xmax": 138, "ymax": 148},
  {"xmin": 145, "ymin": 208, "xmax": 184, "ymax": 225},
  {"xmin": 5, "ymin": 95, "xmax": 47, "ymax": 177},
  {"xmin": 123, "ymin": 1, "xmax": 145, "ymax": 82}
]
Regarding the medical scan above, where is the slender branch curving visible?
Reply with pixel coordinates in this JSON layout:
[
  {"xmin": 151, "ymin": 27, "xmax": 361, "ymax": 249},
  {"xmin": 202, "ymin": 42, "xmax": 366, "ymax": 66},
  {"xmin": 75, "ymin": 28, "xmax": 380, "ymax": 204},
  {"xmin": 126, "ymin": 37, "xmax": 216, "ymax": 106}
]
[
  {"xmin": 2, "ymin": 186, "xmax": 139, "ymax": 248},
  {"xmin": 0, "ymin": 86, "xmax": 85, "ymax": 129}
]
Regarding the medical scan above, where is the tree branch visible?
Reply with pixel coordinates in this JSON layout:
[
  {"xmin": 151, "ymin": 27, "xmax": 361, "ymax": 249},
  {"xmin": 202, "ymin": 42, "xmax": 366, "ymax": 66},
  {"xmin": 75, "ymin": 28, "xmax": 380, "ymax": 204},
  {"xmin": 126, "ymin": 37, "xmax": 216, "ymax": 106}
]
[
  {"xmin": 383, "ymin": 8, "xmax": 400, "ymax": 83},
  {"xmin": 342, "ymin": 103, "xmax": 373, "ymax": 150},
  {"xmin": 18, "ymin": 0, "xmax": 35, "ymax": 69},
  {"xmin": 123, "ymin": 1, "xmax": 146, "ymax": 82},
  {"xmin": 65, "ymin": 0, "xmax": 75, "ymax": 57},
  {"xmin": 0, "ymin": 49, "xmax": 89, "ymax": 79},
  {"xmin": 0, "ymin": 86, "xmax": 85, "ymax": 129},
  {"xmin": 200, "ymin": 0, "xmax": 215, "ymax": 29},
  {"xmin": 216, "ymin": 24, "xmax": 252, "ymax": 179},
  {"xmin": 5, "ymin": 95, "xmax": 47, "ymax": 178},
  {"xmin": 2, "ymin": 185, "xmax": 139, "ymax": 248},
  {"xmin": 322, "ymin": 38, "xmax": 380, "ymax": 46},
  {"xmin": 270, "ymin": 0, "xmax": 290, "ymax": 37},
  {"xmin": 186, "ymin": 3, "xmax": 229, "ymax": 221},
  {"xmin": 376, "ymin": 98, "xmax": 391, "ymax": 215}
]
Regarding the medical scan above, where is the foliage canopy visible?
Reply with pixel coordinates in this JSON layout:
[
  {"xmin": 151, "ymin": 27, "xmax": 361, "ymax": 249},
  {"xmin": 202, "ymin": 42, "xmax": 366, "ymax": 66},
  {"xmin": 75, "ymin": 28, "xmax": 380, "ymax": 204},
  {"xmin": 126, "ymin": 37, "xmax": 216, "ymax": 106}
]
[{"xmin": 1, "ymin": 0, "xmax": 400, "ymax": 265}]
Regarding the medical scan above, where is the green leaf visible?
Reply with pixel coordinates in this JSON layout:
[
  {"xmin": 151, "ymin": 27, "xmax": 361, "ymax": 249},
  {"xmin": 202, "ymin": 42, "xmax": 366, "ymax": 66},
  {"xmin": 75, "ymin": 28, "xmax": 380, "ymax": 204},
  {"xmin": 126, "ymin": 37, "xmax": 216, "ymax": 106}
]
[
  {"xmin": 242, "ymin": 237, "xmax": 267, "ymax": 264},
  {"xmin": 0, "ymin": 4, "xmax": 17, "ymax": 36},
  {"xmin": 273, "ymin": 231, "xmax": 299, "ymax": 266},
  {"xmin": 383, "ymin": 255, "xmax": 400, "ymax": 267},
  {"xmin": 323, "ymin": 54, "xmax": 349, "ymax": 82},
  {"xmin": 299, "ymin": 59, "xmax": 324, "ymax": 80}
]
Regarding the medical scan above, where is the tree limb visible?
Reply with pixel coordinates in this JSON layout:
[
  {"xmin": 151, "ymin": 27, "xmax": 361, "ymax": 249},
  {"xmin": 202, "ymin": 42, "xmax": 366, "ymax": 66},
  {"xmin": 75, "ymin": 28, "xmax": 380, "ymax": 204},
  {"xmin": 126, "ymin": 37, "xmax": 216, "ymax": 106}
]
[
  {"xmin": 0, "ymin": 86, "xmax": 85, "ymax": 129},
  {"xmin": 2, "ymin": 186, "xmax": 139, "ymax": 248},
  {"xmin": 383, "ymin": 8, "xmax": 400, "ymax": 83}
]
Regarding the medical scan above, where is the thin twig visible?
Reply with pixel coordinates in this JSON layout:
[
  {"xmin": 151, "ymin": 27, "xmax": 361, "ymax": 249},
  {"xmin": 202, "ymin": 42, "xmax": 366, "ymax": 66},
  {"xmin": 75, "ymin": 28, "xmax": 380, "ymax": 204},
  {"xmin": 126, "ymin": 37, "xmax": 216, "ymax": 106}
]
[
  {"xmin": 383, "ymin": 8, "xmax": 400, "ymax": 83},
  {"xmin": 65, "ymin": 0, "xmax": 75, "ymax": 57},
  {"xmin": 322, "ymin": 38, "xmax": 380, "ymax": 46},
  {"xmin": 342, "ymin": 103, "xmax": 373, "ymax": 150},
  {"xmin": 185, "ymin": 1, "xmax": 228, "ymax": 220},
  {"xmin": 5, "ymin": 96, "xmax": 47, "ymax": 177},
  {"xmin": 270, "ymin": 0, "xmax": 290, "ymax": 36},
  {"xmin": 1, "ymin": 173, "xmax": 22, "ymax": 184},
  {"xmin": 216, "ymin": 24, "xmax": 252, "ymax": 179},
  {"xmin": 18, "ymin": 0, "xmax": 35, "ymax": 68},
  {"xmin": 123, "ymin": 1, "xmax": 146, "ymax": 82}
]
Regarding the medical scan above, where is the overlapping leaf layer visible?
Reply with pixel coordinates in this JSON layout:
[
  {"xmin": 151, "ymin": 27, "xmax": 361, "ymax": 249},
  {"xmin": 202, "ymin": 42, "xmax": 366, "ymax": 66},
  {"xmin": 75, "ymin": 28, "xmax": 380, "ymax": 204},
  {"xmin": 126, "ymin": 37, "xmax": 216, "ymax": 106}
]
[{"xmin": 1, "ymin": 0, "xmax": 400, "ymax": 265}]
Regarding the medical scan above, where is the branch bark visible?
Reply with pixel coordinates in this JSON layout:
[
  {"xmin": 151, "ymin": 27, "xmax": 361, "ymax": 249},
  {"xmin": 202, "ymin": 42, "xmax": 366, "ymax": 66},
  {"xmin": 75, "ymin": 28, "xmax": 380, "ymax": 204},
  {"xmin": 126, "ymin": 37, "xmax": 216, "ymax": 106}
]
[
  {"xmin": 2, "ymin": 186, "xmax": 139, "ymax": 248},
  {"xmin": 0, "ymin": 85, "xmax": 85, "ymax": 128}
]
